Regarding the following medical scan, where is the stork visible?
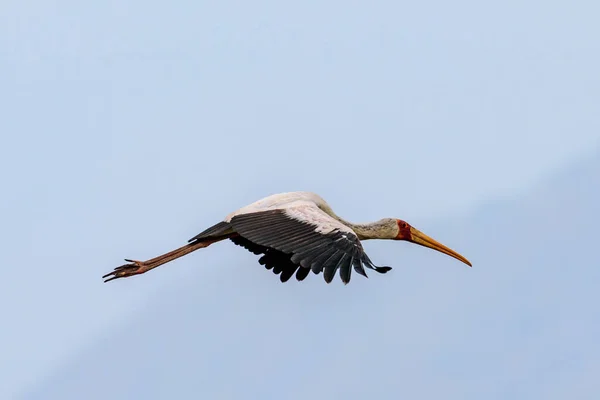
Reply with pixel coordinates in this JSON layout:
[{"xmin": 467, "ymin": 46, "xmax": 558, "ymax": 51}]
[{"xmin": 102, "ymin": 191, "xmax": 471, "ymax": 284}]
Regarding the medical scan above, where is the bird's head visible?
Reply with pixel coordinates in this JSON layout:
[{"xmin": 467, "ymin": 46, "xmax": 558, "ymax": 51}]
[{"xmin": 394, "ymin": 219, "xmax": 472, "ymax": 267}]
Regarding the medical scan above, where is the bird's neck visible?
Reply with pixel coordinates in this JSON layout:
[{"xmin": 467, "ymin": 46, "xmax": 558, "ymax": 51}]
[
  {"xmin": 343, "ymin": 221, "xmax": 392, "ymax": 240},
  {"xmin": 322, "ymin": 207, "xmax": 391, "ymax": 240}
]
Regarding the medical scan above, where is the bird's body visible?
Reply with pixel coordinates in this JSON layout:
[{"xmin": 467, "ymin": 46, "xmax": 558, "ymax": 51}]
[{"xmin": 103, "ymin": 191, "xmax": 472, "ymax": 284}]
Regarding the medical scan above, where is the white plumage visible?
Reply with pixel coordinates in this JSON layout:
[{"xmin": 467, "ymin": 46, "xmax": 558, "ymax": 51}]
[{"xmin": 224, "ymin": 192, "xmax": 353, "ymax": 236}]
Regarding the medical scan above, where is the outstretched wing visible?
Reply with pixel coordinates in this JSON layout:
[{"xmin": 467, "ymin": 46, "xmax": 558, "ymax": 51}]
[{"xmin": 227, "ymin": 205, "xmax": 391, "ymax": 284}]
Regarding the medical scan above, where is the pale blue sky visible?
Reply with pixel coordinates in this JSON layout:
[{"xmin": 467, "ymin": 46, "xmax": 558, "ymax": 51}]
[
  {"xmin": 1, "ymin": 0, "xmax": 599, "ymax": 398},
  {"xmin": 20, "ymin": 153, "xmax": 600, "ymax": 400}
]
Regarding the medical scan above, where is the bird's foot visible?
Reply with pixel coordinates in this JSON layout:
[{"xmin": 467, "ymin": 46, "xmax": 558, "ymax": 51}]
[{"xmin": 102, "ymin": 259, "xmax": 151, "ymax": 283}]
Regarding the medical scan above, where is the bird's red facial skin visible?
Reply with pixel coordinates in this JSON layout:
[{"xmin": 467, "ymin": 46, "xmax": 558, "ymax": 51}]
[{"xmin": 395, "ymin": 220, "xmax": 412, "ymax": 240}]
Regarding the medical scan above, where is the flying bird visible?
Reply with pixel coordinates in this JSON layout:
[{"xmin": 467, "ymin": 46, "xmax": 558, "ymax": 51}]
[{"xmin": 103, "ymin": 191, "xmax": 471, "ymax": 284}]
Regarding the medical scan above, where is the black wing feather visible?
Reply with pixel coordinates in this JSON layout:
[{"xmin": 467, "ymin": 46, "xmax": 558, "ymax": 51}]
[
  {"xmin": 323, "ymin": 251, "xmax": 345, "ymax": 283},
  {"xmin": 295, "ymin": 266, "xmax": 311, "ymax": 281},
  {"xmin": 339, "ymin": 256, "xmax": 354, "ymax": 284},
  {"xmin": 352, "ymin": 256, "xmax": 368, "ymax": 278}
]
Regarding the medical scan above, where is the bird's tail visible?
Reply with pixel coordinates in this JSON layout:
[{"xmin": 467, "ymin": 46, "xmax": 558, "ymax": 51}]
[{"xmin": 188, "ymin": 221, "xmax": 234, "ymax": 243}]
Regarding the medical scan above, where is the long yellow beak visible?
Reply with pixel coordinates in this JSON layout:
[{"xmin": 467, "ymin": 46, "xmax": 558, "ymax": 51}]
[{"xmin": 409, "ymin": 227, "xmax": 472, "ymax": 267}]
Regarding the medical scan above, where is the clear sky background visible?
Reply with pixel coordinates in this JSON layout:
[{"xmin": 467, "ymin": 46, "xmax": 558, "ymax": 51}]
[
  {"xmin": 22, "ymin": 151, "xmax": 600, "ymax": 400},
  {"xmin": 1, "ymin": 0, "xmax": 599, "ymax": 398}
]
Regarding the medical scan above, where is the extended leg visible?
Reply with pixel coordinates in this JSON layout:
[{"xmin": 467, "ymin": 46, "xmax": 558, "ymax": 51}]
[{"xmin": 102, "ymin": 237, "xmax": 225, "ymax": 283}]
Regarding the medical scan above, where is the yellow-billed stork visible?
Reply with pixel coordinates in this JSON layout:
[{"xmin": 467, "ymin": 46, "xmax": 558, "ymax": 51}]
[{"xmin": 103, "ymin": 191, "xmax": 471, "ymax": 284}]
